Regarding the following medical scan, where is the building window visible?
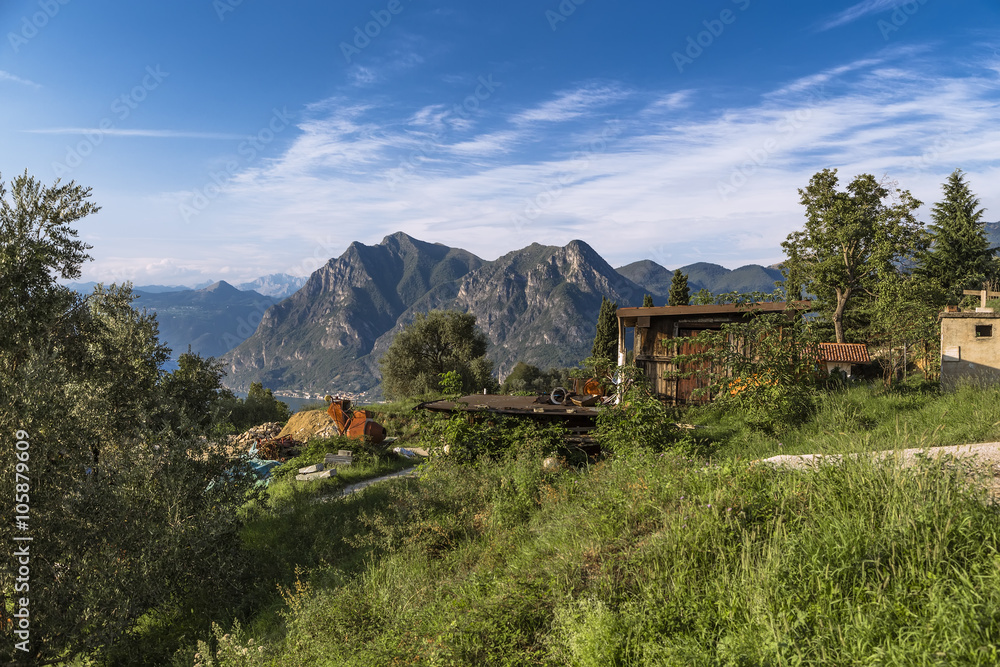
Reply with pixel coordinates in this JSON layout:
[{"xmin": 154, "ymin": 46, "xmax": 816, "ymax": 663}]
[{"xmin": 975, "ymin": 325, "xmax": 993, "ymax": 338}]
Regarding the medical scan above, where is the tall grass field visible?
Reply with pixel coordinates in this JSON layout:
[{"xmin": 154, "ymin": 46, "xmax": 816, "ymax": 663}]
[{"xmin": 159, "ymin": 384, "xmax": 1000, "ymax": 665}]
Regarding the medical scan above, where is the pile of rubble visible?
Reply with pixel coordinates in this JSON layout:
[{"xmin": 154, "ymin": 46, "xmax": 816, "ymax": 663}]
[{"xmin": 227, "ymin": 422, "xmax": 283, "ymax": 454}]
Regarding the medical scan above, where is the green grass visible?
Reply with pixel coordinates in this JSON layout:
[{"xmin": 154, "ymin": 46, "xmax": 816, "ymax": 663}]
[
  {"xmin": 167, "ymin": 383, "xmax": 1000, "ymax": 665},
  {"xmin": 694, "ymin": 381, "xmax": 1000, "ymax": 462}
]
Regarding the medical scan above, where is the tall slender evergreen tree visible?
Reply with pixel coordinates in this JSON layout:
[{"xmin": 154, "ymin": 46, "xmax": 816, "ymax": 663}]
[
  {"xmin": 642, "ymin": 294, "xmax": 654, "ymax": 307},
  {"xmin": 668, "ymin": 269, "xmax": 691, "ymax": 306},
  {"xmin": 916, "ymin": 169, "xmax": 995, "ymax": 303},
  {"xmin": 592, "ymin": 296, "xmax": 619, "ymax": 362}
]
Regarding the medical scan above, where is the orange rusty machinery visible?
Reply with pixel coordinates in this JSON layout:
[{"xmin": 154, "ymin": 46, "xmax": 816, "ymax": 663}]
[{"xmin": 324, "ymin": 395, "xmax": 386, "ymax": 444}]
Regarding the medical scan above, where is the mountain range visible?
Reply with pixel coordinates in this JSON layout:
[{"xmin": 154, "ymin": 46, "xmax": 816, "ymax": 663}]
[
  {"xmin": 66, "ymin": 273, "xmax": 307, "ymax": 299},
  {"xmin": 222, "ymin": 232, "xmax": 783, "ymax": 396},
  {"xmin": 133, "ymin": 282, "xmax": 279, "ymax": 360},
  {"xmin": 70, "ymin": 224, "xmax": 1000, "ymax": 396}
]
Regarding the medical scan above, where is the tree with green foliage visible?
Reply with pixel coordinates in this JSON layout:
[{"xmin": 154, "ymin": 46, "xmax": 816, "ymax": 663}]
[
  {"xmin": 865, "ymin": 269, "xmax": 941, "ymax": 384},
  {"xmin": 379, "ymin": 310, "xmax": 493, "ymax": 399},
  {"xmin": 212, "ymin": 381, "xmax": 292, "ymax": 432},
  {"xmin": 915, "ymin": 169, "xmax": 995, "ymax": 304},
  {"xmin": 160, "ymin": 347, "xmax": 228, "ymax": 433},
  {"xmin": 0, "ymin": 170, "xmax": 97, "ymax": 373},
  {"xmin": 0, "ymin": 172, "xmax": 260, "ymax": 664},
  {"xmin": 691, "ymin": 288, "xmax": 715, "ymax": 305},
  {"xmin": 668, "ymin": 269, "xmax": 690, "ymax": 306},
  {"xmin": 591, "ymin": 296, "xmax": 618, "ymax": 363},
  {"xmin": 501, "ymin": 362, "xmax": 574, "ymax": 394},
  {"xmin": 642, "ymin": 293, "xmax": 654, "ymax": 307},
  {"xmin": 781, "ymin": 169, "xmax": 923, "ymax": 343},
  {"xmin": 502, "ymin": 361, "xmax": 542, "ymax": 393}
]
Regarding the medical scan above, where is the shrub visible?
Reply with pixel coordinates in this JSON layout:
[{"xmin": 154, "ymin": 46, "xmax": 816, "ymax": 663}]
[{"xmin": 596, "ymin": 392, "xmax": 685, "ymax": 456}]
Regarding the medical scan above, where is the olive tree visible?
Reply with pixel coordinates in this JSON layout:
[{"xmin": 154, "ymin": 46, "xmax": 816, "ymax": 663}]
[
  {"xmin": 379, "ymin": 310, "xmax": 493, "ymax": 399},
  {"xmin": 0, "ymin": 172, "xmax": 261, "ymax": 664}
]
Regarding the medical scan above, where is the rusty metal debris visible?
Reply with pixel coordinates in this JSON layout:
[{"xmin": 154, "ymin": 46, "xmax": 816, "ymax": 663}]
[
  {"xmin": 256, "ymin": 435, "xmax": 302, "ymax": 461},
  {"xmin": 325, "ymin": 395, "xmax": 387, "ymax": 444}
]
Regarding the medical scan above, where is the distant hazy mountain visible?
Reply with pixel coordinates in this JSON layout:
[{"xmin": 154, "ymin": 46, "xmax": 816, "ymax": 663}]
[
  {"xmin": 67, "ymin": 281, "xmax": 195, "ymax": 294},
  {"xmin": 615, "ymin": 260, "xmax": 783, "ymax": 301},
  {"xmin": 133, "ymin": 281, "xmax": 278, "ymax": 359},
  {"xmin": 236, "ymin": 273, "xmax": 307, "ymax": 299},
  {"xmin": 224, "ymin": 233, "xmax": 648, "ymax": 395},
  {"xmin": 985, "ymin": 222, "xmax": 1000, "ymax": 250}
]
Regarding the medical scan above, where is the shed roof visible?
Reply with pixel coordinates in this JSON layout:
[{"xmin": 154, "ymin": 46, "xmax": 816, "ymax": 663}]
[
  {"xmin": 617, "ymin": 301, "xmax": 811, "ymax": 320},
  {"xmin": 817, "ymin": 343, "xmax": 871, "ymax": 364}
]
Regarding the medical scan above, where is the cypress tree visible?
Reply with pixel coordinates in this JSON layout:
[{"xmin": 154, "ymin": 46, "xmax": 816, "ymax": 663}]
[
  {"xmin": 668, "ymin": 269, "xmax": 691, "ymax": 306},
  {"xmin": 916, "ymin": 169, "xmax": 995, "ymax": 303},
  {"xmin": 592, "ymin": 296, "xmax": 619, "ymax": 362}
]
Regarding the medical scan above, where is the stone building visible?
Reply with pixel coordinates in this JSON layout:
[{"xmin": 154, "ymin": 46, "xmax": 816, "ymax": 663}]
[{"xmin": 940, "ymin": 308, "xmax": 1000, "ymax": 390}]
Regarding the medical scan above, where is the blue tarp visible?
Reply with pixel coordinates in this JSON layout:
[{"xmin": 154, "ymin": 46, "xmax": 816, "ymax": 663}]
[{"xmin": 246, "ymin": 457, "xmax": 282, "ymax": 486}]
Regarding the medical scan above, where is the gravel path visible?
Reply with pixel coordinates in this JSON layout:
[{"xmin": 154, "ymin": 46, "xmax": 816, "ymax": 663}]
[
  {"xmin": 340, "ymin": 466, "xmax": 419, "ymax": 496},
  {"xmin": 758, "ymin": 442, "xmax": 1000, "ymax": 499},
  {"xmin": 758, "ymin": 442, "xmax": 1000, "ymax": 470}
]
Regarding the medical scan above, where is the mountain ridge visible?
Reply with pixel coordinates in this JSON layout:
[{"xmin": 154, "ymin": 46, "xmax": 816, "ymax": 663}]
[{"xmin": 226, "ymin": 234, "xmax": 653, "ymax": 395}]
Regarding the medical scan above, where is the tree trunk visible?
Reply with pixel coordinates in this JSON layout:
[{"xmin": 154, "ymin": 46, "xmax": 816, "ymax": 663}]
[{"xmin": 832, "ymin": 289, "xmax": 850, "ymax": 344}]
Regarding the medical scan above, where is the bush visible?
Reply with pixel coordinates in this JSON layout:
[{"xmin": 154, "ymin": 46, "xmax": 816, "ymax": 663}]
[
  {"xmin": 667, "ymin": 310, "xmax": 823, "ymax": 435},
  {"xmin": 596, "ymin": 392, "xmax": 687, "ymax": 456},
  {"xmin": 419, "ymin": 411, "xmax": 566, "ymax": 464},
  {"xmin": 715, "ymin": 372, "xmax": 817, "ymax": 435}
]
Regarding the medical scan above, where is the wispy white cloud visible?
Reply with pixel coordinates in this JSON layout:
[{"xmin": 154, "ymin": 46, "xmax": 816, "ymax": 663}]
[
  {"xmin": 111, "ymin": 57, "xmax": 1000, "ymax": 283},
  {"xmin": 511, "ymin": 85, "xmax": 631, "ymax": 125},
  {"xmin": 819, "ymin": 0, "xmax": 909, "ymax": 31},
  {"xmin": 447, "ymin": 131, "xmax": 521, "ymax": 156},
  {"xmin": 24, "ymin": 128, "xmax": 243, "ymax": 139},
  {"xmin": 349, "ymin": 66, "xmax": 378, "ymax": 86},
  {"xmin": 0, "ymin": 70, "xmax": 41, "ymax": 88}
]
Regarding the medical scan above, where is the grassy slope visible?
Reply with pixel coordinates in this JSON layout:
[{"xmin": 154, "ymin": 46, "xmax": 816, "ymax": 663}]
[{"xmin": 186, "ymin": 384, "xmax": 1000, "ymax": 666}]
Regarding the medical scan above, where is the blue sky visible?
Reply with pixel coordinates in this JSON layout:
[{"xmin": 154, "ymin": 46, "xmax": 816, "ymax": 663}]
[{"xmin": 2, "ymin": 0, "xmax": 999, "ymax": 286}]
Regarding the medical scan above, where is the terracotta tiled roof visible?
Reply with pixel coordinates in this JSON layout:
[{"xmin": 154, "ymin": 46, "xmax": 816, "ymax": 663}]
[{"xmin": 817, "ymin": 343, "xmax": 871, "ymax": 364}]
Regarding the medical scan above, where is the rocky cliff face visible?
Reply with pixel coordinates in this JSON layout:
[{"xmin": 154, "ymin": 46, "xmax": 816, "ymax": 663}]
[
  {"xmin": 224, "ymin": 233, "xmax": 483, "ymax": 393},
  {"xmin": 373, "ymin": 239, "xmax": 648, "ymax": 379}
]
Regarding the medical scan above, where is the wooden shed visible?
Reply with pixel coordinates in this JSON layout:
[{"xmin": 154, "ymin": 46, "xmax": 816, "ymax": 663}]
[{"xmin": 616, "ymin": 302, "xmax": 809, "ymax": 404}]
